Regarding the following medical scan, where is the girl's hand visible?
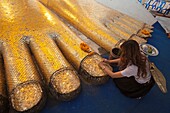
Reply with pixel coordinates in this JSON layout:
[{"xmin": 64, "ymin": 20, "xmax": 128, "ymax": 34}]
[
  {"xmin": 103, "ymin": 59, "xmax": 109, "ymax": 63},
  {"xmin": 99, "ymin": 61, "xmax": 106, "ymax": 70},
  {"xmin": 99, "ymin": 61, "xmax": 104, "ymax": 67}
]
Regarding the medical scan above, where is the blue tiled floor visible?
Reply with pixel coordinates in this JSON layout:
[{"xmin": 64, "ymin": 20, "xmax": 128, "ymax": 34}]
[{"xmin": 41, "ymin": 22, "xmax": 170, "ymax": 113}]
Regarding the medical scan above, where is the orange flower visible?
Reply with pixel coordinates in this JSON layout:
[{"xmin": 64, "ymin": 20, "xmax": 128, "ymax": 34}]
[
  {"xmin": 141, "ymin": 29, "xmax": 150, "ymax": 35},
  {"xmin": 80, "ymin": 42, "xmax": 90, "ymax": 52}
]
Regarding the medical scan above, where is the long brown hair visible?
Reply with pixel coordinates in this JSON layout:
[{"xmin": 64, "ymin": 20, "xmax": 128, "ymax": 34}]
[{"xmin": 119, "ymin": 40, "xmax": 147, "ymax": 78}]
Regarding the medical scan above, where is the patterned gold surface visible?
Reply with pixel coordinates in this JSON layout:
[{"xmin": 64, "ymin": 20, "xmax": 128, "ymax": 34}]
[
  {"xmin": 28, "ymin": 35, "xmax": 72, "ymax": 84},
  {"xmin": 11, "ymin": 81, "xmax": 42, "ymax": 111},
  {"xmin": 40, "ymin": 0, "xmax": 152, "ymax": 51},
  {"xmin": 1, "ymin": 41, "xmax": 41, "ymax": 92},
  {"xmin": 120, "ymin": 16, "xmax": 153, "ymax": 30},
  {"xmin": 110, "ymin": 18, "xmax": 138, "ymax": 35},
  {"xmin": 0, "ymin": 0, "xmax": 104, "ymax": 110},
  {"xmin": 28, "ymin": 34, "xmax": 81, "ymax": 96},
  {"xmin": 104, "ymin": 21, "xmax": 132, "ymax": 39},
  {"xmin": 53, "ymin": 31, "xmax": 89, "ymax": 70},
  {"xmin": 51, "ymin": 69, "xmax": 80, "ymax": 94},
  {"xmin": 53, "ymin": 33, "xmax": 110, "ymax": 83},
  {"xmin": 0, "ymin": 41, "xmax": 43, "ymax": 111},
  {"xmin": 0, "ymin": 0, "xmax": 81, "ymax": 111},
  {"xmin": 81, "ymin": 54, "xmax": 109, "ymax": 77},
  {"xmin": 0, "ymin": 0, "xmax": 154, "ymax": 111},
  {"xmin": 40, "ymin": 0, "xmax": 121, "ymax": 52},
  {"xmin": 49, "ymin": 21, "xmax": 110, "ymax": 84},
  {"xmin": 104, "ymin": 21, "xmax": 147, "ymax": 43}
]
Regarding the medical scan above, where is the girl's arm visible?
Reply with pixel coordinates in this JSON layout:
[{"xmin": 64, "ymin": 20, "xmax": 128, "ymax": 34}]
[{"xmin": 99, "ymin": 61, "xmax": 123, "ymax": 78}]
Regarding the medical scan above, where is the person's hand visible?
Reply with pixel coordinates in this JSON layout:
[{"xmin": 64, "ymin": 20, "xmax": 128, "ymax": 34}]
[
  {"xmin": 103, "ymin": 58, "xmax": 112, "ymax": 64},
  {"xmin": 103, "ymin": 58, "xmax": 108, "ymax": 62},
  {"xmin": 99, "ymin": 61, "xmax": 106, "ymax": 70}
]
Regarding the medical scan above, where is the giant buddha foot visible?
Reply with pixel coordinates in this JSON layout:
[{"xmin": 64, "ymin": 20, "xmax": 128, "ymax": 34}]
[{"xmin": 0, "ymin": 0, "xmax": 153, "ymax": 112}]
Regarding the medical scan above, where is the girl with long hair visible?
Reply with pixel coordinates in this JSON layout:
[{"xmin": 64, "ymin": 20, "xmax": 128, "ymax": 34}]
[{"xmin": 99, "ymin": 40, "xmax": 155, "ymax": 98}]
